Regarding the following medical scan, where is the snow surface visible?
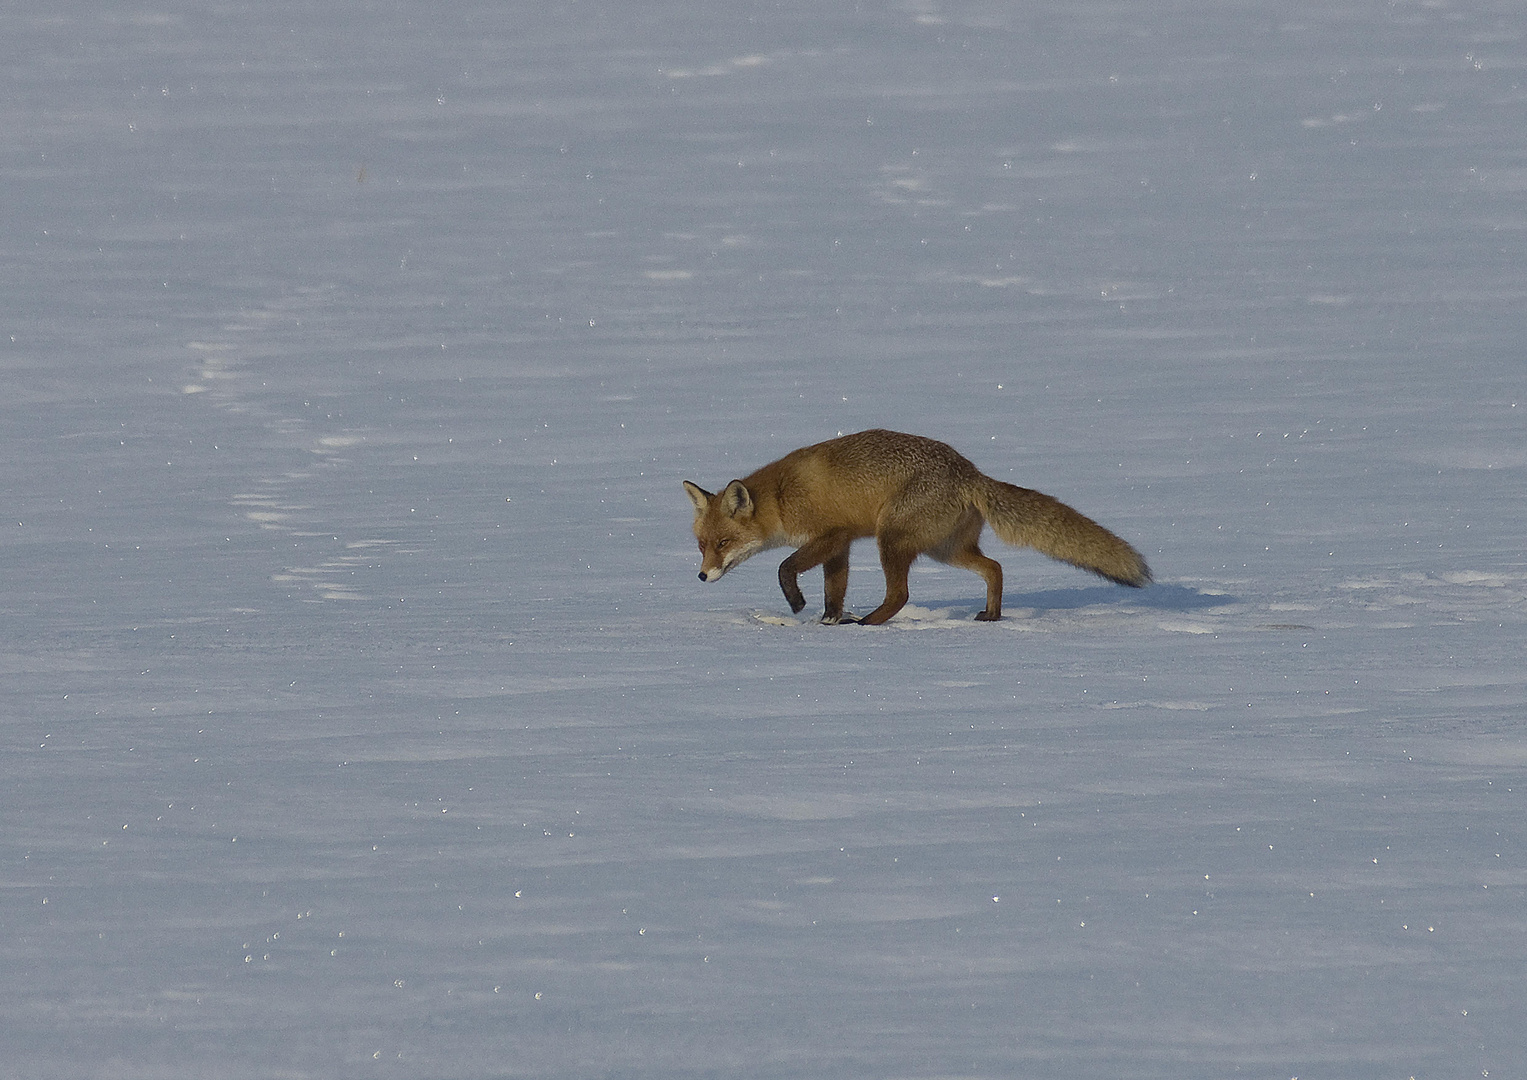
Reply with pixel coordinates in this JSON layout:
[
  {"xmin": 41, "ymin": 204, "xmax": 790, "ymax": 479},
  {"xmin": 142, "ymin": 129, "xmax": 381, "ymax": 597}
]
[{"xmin": 3, "ymin": 1, "xmax": 1525, "ymax": 1077}]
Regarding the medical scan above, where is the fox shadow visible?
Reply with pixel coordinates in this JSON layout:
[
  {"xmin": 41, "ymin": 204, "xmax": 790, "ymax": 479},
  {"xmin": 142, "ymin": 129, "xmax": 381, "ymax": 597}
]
[{"xmin": 930, "ymin": 582, "xmax": 1237, "ymax": 615}]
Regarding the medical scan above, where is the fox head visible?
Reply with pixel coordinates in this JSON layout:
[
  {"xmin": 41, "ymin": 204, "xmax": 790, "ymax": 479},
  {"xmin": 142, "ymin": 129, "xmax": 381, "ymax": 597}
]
[{"xmin": 683, "ymin": 479, "xmax": 768, "ymax": 582}]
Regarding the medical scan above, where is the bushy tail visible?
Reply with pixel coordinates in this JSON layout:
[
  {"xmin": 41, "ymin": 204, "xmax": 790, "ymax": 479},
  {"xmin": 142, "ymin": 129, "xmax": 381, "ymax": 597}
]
[{"xmin": 970, "ymin": 477, "xmax": 1152, "ymax": 587}]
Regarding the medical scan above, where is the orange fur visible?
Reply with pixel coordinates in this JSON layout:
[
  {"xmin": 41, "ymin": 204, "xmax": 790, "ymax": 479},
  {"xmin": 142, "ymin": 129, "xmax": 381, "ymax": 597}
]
[{"xmin": 684, "ymin": 429, "xmax": 1150, "ymax": 624}]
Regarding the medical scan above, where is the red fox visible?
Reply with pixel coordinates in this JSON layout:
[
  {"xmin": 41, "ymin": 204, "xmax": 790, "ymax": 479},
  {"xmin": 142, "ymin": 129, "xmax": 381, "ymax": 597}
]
[{"xmin": 683, "ymin": 429, "xmax": 1151, "ymax": 624}]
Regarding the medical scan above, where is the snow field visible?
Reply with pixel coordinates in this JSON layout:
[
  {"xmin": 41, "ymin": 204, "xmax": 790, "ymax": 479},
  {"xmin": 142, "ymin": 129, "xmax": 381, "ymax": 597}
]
[{"xmin": 3, "ymin": 1, "xmax": 1524, "ymax": 1077}]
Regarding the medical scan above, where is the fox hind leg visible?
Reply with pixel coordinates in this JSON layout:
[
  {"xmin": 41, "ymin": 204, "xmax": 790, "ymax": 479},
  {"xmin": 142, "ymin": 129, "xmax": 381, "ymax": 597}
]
[
  {"xmin": 859, "ymin": 487, "xmax": 972, "ymax": 626},
  {"xmin": 929, "ymin": 508, "xmax": 1004, "ymax": 620},
  {"xmin": 857, "ymin": 532, "xmax": 916, "ymax": 626},
  {"xmin": 944, "ymin": 544, "xmax": 1004, "ymax": 620}
]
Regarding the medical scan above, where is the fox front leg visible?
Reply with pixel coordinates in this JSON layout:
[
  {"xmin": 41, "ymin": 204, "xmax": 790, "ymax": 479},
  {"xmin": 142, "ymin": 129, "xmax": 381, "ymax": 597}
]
[
  {"xmin": 777, "ymin": 531, "xmax": 854, "ymax": 621},
  {"xmin": 777, "ymin": 555, "xmax": 808, "ymax": 614},
  {"xmin": 820, "ymin": 546, "xmax": 851, "ymax": 624}
]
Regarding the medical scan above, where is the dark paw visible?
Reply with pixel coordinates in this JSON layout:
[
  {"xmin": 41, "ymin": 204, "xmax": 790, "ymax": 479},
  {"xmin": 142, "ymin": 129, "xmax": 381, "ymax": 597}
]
[{"xmin": 975, "ymin": 610, "xmax": 1002, "ymax": 622}]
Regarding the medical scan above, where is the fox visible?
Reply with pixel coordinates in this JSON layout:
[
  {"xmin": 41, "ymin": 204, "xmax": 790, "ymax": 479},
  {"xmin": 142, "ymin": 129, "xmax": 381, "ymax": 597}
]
[{"xmin": 683, "ymin": 429, "xmax": 1151, "ymax": 625}]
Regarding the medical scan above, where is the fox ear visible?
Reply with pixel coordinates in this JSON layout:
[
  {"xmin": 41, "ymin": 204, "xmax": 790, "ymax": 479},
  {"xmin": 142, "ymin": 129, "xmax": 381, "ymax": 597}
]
[
  {"xmin": 720, "ymin": 480, "xmax": 753, "ymax": 518},
  {"xmin": 682, "ymin": 481, "xmax": 712, "ymax": 515}
]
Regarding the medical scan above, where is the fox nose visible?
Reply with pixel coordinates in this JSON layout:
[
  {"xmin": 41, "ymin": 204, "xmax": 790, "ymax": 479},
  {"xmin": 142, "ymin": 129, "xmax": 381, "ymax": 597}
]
[{"xmin": 698, "ymin": 571, "xmax": 708, "ymax": 581}]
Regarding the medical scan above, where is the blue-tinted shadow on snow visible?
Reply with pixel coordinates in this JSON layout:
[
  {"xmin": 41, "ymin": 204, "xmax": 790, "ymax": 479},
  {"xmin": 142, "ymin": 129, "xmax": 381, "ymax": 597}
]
[{"xmin": 990, "ymin": 582, "xmax": 1237, "ymax": 613}]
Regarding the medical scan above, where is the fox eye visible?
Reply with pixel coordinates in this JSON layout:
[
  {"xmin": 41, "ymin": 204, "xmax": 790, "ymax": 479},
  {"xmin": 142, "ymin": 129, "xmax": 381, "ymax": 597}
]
[{"xmin": 716, "ymin": 539, "xmax": 729, "ymax": 550}]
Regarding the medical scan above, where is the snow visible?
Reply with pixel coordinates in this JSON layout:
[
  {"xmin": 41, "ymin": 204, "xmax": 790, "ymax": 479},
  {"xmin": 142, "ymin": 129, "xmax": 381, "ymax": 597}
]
[{"xmin": 3, "ymin": 1, "xmax": 1524, "ymax": 1076}]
